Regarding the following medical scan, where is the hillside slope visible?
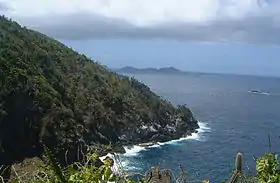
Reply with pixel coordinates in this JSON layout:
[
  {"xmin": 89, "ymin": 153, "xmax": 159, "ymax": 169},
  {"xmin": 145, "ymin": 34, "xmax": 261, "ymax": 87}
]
[{"xmin": 0, "ymin": 16, "xmax": 199, "ymax": 166}]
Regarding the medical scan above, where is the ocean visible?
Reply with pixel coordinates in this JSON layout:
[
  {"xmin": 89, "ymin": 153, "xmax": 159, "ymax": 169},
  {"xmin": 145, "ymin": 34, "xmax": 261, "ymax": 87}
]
[{"xmin": 117, "ymin": 73, "xmax": 280, "ymax": 182}]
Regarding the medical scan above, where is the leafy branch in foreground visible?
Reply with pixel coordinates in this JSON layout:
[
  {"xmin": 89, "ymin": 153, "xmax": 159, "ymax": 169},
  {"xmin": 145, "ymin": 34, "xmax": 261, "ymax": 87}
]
[
  {"xmin": 43, "ymin": 145, "xmax": 67, "ymax": 183},
  {"xmin": 256, "ymin": 153, "xmax": 280, "ymax": 183}
]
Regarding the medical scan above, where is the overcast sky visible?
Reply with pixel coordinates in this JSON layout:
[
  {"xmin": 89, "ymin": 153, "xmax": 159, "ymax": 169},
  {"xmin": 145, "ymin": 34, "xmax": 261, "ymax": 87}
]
[{"xmin": 1, "ymin": 0, "xmax": 280, "ymax": 76}]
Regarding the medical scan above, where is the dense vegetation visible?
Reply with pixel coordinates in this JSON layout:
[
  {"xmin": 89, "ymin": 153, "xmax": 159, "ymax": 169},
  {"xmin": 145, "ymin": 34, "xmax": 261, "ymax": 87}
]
[
  {"xmin": 0, "ymin": 15, "xmax": 198, "ymax": 171},
  {"xmin": 8, "ymin": 150, "xmax": 280, "ymax": 183}
]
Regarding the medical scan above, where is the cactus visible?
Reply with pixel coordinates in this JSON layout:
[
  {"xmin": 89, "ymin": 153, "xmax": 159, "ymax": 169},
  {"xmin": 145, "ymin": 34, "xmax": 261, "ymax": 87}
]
[
  {"xmin": 235, "ymin": 152, "xmax": 243, "ymax": 172},
  {"xmin": 228, "ymin": 153, "xmax": 244, "ymax": 183}
]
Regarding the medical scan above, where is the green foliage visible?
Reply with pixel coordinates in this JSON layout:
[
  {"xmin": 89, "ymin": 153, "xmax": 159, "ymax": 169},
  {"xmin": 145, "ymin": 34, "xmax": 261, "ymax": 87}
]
[{"xmin": 256, "ymin": 153, "xmax": 280, "ymax": 183}]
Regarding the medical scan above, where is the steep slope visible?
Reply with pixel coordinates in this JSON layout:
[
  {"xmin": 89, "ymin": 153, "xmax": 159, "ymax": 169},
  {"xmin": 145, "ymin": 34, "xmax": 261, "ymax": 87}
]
[{"xmin": 0, "ymin": 16, "xmax": 199, "ymax": 166}]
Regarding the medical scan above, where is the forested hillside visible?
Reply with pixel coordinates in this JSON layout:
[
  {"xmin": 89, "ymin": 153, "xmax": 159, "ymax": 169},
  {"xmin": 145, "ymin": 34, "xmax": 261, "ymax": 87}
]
[{"xmin": 0, "ymin": 16, "xmax": 198, "ymax": 167}]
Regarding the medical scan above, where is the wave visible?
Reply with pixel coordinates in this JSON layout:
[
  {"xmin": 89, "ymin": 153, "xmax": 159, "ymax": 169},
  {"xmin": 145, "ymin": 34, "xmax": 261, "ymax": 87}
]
[
  {"xmin": 123, "ymin": 145, "xmax": 147, "ymax": 157},
  {"xmin": 123, "ymin": 121, "xmax": 210, "ymax": 157},
  {"xmin": 248, "ymin": 90, "xmax": 272, "ymax": 96}
]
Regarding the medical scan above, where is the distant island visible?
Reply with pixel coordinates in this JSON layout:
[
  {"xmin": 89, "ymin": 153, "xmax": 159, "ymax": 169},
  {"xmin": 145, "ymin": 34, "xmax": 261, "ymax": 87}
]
[{"xmin": 113, "ymin": 66, "xmax": 187, "ymax": 75}]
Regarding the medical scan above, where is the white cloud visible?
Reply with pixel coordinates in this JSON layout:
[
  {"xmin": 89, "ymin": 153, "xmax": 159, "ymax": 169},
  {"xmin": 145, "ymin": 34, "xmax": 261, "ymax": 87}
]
[
  {"xmin": 0, "ymin": 1, "xmax": 10, "ymax": 11},
  {"xmin": 2, "ymin": 0, "xmax": 280, "ymax": 43}
]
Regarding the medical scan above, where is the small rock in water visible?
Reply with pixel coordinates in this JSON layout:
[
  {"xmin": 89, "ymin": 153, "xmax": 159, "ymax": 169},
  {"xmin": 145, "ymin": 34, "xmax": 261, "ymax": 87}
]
[{"xmin": 139, "ymin": 142, "xmax": 155, "ymax": 147}]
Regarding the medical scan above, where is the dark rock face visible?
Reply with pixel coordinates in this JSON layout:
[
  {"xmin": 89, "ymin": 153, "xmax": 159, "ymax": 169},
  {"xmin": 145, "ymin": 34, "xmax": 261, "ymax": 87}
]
[
  {"xmin": 120, "ymin": 106, "xmax": 199, "ymax": 145},
  {"xmin": 119, "ymin": 116, "xmax": 199, "ymax": 145}
]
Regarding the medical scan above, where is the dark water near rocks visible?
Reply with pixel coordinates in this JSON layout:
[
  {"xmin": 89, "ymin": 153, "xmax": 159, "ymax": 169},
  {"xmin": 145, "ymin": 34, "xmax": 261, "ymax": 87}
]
[{"xmin": 118, "ymin": 73, "xmax": 280, "ymax": 182}]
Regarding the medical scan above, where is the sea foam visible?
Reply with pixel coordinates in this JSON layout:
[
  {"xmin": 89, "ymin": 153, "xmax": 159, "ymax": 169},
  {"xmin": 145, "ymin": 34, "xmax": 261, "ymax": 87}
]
[
  {"xmin": 123, "ymin": 145, "xmax": 147, "ymax": 157},
  {"xmin": 123, "ymin": 121, "xmax": 210, "ymax": 157}
]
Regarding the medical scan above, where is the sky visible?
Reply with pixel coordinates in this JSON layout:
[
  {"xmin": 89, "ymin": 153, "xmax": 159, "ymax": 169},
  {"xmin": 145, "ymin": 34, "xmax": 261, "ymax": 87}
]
[{"xmin": 1, "ymin": 0, "xmax": 280, "ymax": 76}]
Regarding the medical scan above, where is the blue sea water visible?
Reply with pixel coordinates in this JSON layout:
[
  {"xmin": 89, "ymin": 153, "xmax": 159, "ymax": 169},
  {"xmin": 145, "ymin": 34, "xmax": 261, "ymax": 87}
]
[{"xmin": 118, "ymin": 73, "xmax": 280, "ymax": 182}]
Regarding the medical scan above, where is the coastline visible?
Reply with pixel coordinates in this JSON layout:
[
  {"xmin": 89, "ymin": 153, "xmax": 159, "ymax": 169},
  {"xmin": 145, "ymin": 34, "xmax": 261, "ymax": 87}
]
[
  {"xmin": 100, "ymin": 122, "xmax": 210, "ymax": 172},
  {"xmin": 123, "ymin": 122, "xmax": 209, "ymax": 156}
]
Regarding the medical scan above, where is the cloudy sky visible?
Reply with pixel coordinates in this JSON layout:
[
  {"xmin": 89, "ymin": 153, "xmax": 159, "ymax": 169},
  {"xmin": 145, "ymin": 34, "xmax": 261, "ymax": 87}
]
[{"xmin": 1, "ymin": 0, "xmax": 280, "ymax": 76}]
